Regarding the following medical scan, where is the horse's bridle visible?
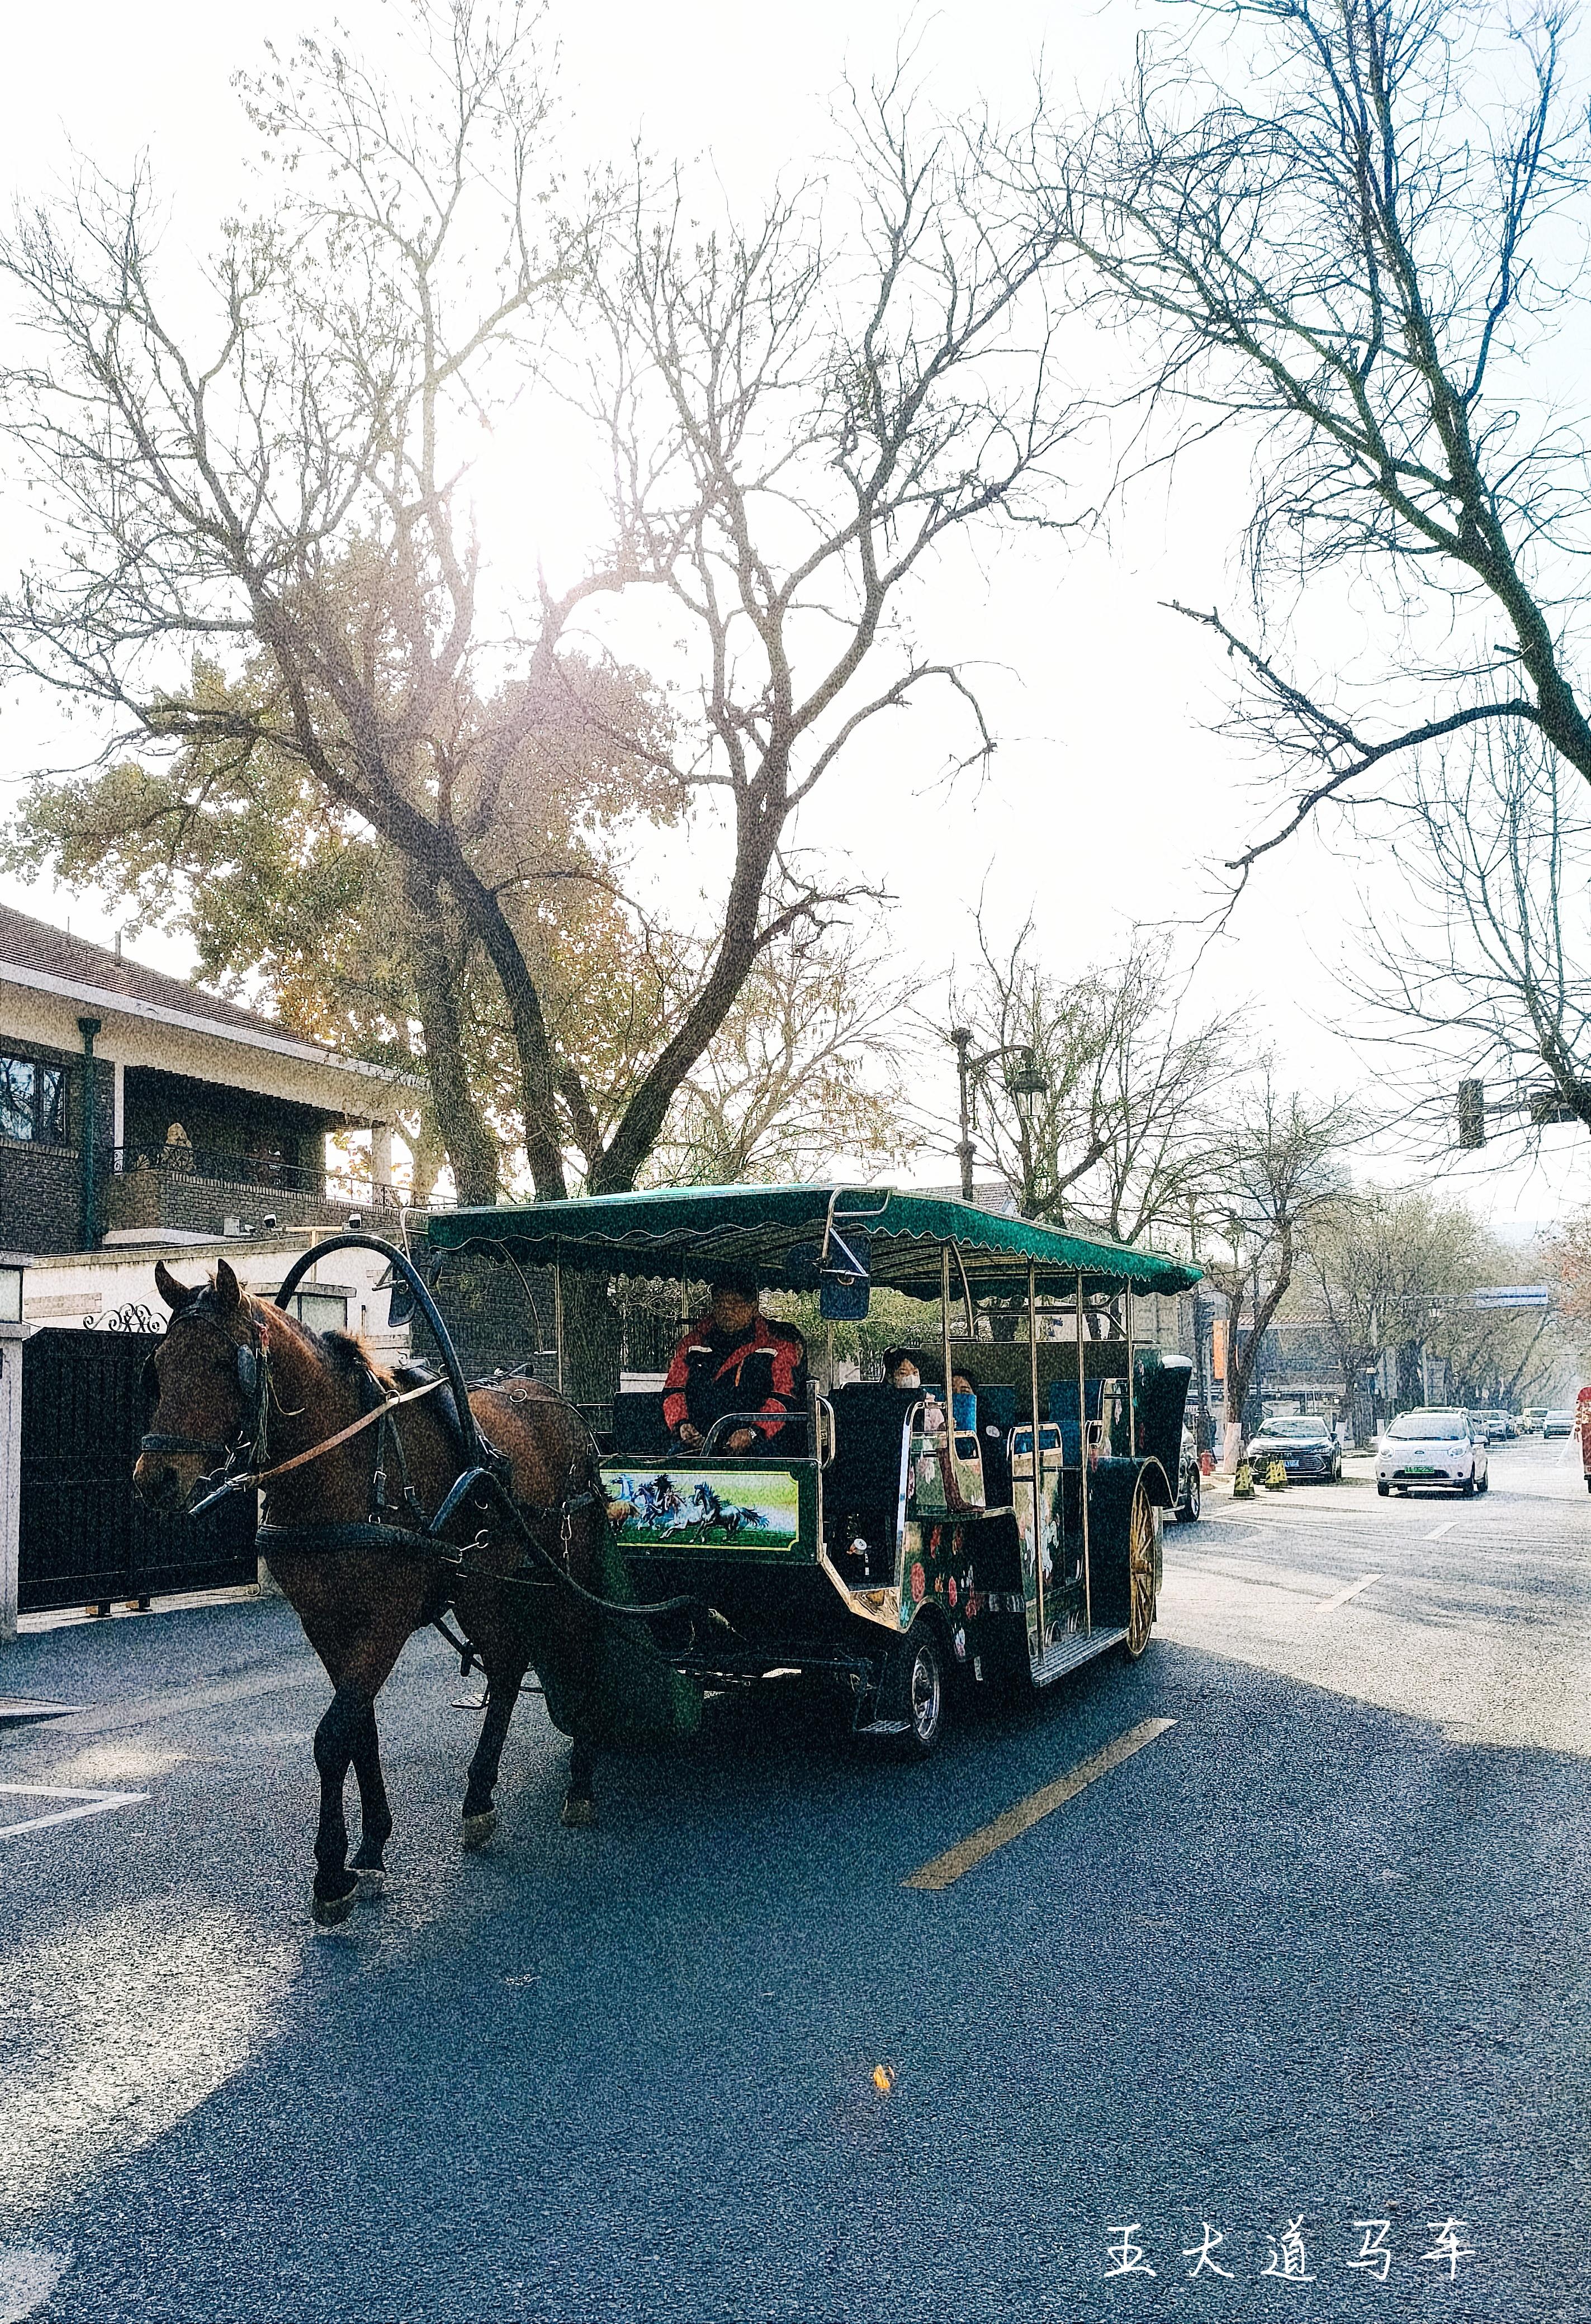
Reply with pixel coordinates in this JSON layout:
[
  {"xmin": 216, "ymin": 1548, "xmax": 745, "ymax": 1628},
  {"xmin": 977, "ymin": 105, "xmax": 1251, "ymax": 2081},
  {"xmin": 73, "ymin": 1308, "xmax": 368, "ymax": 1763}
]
[{"xmin": 140, "ymin": 1296, "xmax": 271, "ymax": 1492}]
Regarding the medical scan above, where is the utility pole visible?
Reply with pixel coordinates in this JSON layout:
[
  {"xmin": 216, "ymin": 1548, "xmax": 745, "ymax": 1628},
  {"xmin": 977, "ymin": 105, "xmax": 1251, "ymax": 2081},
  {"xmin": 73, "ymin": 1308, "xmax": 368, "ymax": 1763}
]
[
  {"xmin": 1249, "ymin": 1256, "xmax": 1263, "ymax": 1431},
  {"xmin": 1188, "ymin": 1197, "xmax": 1212, "ymax": 1455}
]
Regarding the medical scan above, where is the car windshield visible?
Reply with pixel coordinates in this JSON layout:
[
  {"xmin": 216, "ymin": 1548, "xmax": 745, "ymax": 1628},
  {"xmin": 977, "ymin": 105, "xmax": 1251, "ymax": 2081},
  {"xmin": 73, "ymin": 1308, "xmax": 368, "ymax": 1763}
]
[
  {"xmin": 1388, "ymin": 1412, "xmax": 1466, "ymax": 1440},
  {"xmin": 1259, "ymin": 1422, "xmax": 1328, "ymax": 1441}
]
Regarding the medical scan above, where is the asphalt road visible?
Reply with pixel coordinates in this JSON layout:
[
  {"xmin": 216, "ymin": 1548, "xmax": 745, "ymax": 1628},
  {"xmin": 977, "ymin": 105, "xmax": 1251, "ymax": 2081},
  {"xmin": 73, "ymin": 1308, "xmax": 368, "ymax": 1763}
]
[{"xmin": 1, "ymin": 1438, "xmax": 1588, "ymax": 2323}]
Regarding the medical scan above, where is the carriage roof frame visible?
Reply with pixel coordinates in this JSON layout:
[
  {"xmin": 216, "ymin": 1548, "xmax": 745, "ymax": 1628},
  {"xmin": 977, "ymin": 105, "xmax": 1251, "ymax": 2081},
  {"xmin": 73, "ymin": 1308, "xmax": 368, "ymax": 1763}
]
[{"xmin": 423, "ymin": 1182, "xmax": 1202, "ymax": 1301}]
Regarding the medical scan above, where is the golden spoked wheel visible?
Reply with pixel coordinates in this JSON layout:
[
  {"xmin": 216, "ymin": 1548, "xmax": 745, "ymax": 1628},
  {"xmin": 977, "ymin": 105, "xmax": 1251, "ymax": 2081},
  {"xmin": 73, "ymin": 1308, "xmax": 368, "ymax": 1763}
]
[{"xmin": 1124, "ymin": 1483, "xmax": 1158, "ymax": 1659}]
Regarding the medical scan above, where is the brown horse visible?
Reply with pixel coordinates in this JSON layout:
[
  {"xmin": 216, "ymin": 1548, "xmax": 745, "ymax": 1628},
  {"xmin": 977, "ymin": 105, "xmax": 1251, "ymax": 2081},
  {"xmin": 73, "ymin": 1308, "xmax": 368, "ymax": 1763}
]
[{"xmin": 133, "ymin": 1257, "xmax": 610, "ymax": 1924}]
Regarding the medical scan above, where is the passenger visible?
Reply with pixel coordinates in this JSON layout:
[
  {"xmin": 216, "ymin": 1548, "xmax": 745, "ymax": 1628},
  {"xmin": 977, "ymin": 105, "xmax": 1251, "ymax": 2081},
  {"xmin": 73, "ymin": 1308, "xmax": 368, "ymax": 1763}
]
[
  {"xmin": 951, "ymin": 1368, "xmax": 978, "ymax": 1432},
  {"xmin": 880, "ymin": 1347, "xmax": 924, "ymax": 1389},
  {"xmin": 662, "ymin": 1271, "xmax": 808, "ymax": 1454}
]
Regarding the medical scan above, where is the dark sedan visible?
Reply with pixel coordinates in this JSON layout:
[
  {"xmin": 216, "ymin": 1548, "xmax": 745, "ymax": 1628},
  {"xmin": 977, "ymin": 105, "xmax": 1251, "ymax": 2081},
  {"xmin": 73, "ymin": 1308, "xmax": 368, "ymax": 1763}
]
[{"xmin": 1244, "ymin": 1418, "xmax": 1343, "ymax": 1483}]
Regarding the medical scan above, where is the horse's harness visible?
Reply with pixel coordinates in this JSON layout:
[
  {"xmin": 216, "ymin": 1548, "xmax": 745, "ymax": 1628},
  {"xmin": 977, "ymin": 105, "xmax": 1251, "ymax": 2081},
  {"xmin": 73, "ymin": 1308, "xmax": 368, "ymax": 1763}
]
[{"xmin": 139, "ymin": 1235, "xmax": 723, "ymax": 1640}]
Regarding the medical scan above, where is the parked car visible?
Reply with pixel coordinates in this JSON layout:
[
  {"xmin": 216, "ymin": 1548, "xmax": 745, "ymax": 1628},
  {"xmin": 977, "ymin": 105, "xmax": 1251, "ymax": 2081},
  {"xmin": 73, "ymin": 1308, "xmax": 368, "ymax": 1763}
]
[
  {"xmin": 1481, "ymin": 1410, "xmax": 1517, "ymax": 1441},
  {"xmin": 1376, "ymin": 1409, "xmax": 1489, "ymax": 1496},
  {"xmin": 1518, "ymin": 1408, "xmax": 1544, "ymax": 1435},
  {"xmin": 1542, "ymin": 1408, "xmax": 1575, "ymax": 1437},
  {"xmin": 1174, "ymin": 1425, "xmax": 1202, "ymax": 1523},
  {"xmin": 1246, "ymin": 1416, "xmax": 1343, "ymax": 1483}
]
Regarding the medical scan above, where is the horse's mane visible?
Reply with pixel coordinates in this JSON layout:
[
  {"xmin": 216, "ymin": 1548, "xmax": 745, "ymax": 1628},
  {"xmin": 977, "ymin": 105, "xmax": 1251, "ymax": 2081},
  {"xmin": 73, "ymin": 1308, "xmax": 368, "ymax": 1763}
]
[{"xmin": 218, "ymin": 1281, "xmax": 406, "ymax": 1395}]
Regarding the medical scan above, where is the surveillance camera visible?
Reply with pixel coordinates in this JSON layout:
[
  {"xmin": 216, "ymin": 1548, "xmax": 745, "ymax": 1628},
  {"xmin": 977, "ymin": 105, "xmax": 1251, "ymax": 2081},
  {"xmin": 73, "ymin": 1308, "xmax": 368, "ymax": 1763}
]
[{"xmin": 347, "ymin": 1211, "xmax": 363, "ymax": 1230}]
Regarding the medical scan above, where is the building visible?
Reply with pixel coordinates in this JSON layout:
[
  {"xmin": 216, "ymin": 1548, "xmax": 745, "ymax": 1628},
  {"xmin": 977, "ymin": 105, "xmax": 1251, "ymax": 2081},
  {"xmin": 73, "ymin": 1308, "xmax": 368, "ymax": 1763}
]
[
  {"xmin": 0, "ymin": 905, "xmax": 427, "ymax": 1635},
  {"xmin": 0, "ymin": 902, "xmax": 419, "ymax": 1255}
]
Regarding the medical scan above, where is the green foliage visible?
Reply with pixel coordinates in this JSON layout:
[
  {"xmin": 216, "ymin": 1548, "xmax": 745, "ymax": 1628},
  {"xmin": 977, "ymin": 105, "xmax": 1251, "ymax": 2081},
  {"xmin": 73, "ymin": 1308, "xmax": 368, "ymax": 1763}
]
[{"xmin": 5, "ymin": 644, "xmax": 683, "ymax": 1102}]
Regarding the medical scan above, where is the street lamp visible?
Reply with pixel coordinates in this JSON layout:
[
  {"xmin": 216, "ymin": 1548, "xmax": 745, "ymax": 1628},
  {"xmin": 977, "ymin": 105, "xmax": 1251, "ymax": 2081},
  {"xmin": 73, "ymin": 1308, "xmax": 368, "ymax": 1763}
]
[{"xmin": 949, "ymin": 1030, "xmax": 1049, "ymax": 1203}]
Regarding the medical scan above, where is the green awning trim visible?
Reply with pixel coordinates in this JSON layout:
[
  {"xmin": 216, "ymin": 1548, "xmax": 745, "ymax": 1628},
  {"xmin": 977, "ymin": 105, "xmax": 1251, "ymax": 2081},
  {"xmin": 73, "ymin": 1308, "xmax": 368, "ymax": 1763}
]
[{"xmin": 424, "ymin": 1183, "xmax": 1200, "ymax": 1298}]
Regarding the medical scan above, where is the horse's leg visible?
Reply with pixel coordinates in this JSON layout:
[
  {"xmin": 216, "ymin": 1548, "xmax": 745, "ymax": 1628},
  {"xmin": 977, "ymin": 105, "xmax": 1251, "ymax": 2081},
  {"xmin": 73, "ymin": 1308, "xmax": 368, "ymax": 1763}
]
[
  {"xmin": 561, "ymin": 1732, "xmax": 597, "ymax": 1830},
  {"xmin": 274, "ymin": 1585, "xmax": 366, "ymax": 1926},
  {"xmin": 312, "ymin": 1682, "xmax": 368, "ymax": 1925},
  {"xmin": 348, "ymin": 1696, "xmax": 394, "ymax": 1897},
  {"xmin": 461, "ymin": 1648, "xmax": 533, "ymax": 1850},
  {"xmin": 309, "ymin": 1605, "xmax": 414, "ymax": 1928}
]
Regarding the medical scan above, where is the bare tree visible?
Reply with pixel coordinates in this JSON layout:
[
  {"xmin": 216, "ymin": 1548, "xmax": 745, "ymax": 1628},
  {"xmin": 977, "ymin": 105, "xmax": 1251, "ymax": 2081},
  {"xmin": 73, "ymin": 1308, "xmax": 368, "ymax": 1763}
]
[
  {"xmin": 952, "ymin": 919, "xmax": 1235, "ymax": 1237},
  {"xmin": 0, "ymin": 4, "xmax": 1081, "ymax": 1209},
  {"xmin": 1200, "ymin": 1079, "xmax": 1353, "ymax": 1454},
  {"xmin": 644, "ymin": 920, "xmax": 919, "ymax": 1187},
  {"xmin": 1029, "ymin": 0, "xmax": 1591, "ymax": 894},
  {"xmin": 1347, "ymin": 725, "xmax": 1591, "ymax": 1151},
  {"xmin": 562, "ymin": 80, "xmax": 1083, "ymax": 1192},
  {"xmin": 1308, "ymin": 1185, "xmax": 1562, "ymax": 1420}
]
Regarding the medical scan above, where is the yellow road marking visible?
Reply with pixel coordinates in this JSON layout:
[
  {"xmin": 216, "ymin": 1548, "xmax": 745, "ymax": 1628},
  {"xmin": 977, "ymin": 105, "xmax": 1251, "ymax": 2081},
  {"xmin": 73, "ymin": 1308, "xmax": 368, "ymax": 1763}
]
[{"xmin": 902, "ymin": 1716, "xmax": 1177, "ymax": 1891}]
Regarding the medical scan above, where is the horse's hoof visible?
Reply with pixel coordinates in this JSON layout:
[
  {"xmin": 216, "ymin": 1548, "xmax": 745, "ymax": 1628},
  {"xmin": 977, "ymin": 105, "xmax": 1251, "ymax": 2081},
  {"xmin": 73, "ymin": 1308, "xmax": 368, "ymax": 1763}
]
[
  {"xmin": 461, "ymin": 1809, "xmax": 498, "ymax": 1852},
  {"xmin": 354, "ymin": 1867, "xmax": 385, "ymax": 1900},
  {"xmin": 560, "ymin": 1792, "xmax": 596, "ymax": 1830},
  {"xmin": 312, "ymin": 1882, "xmax": 359, "ymax": 1928}
]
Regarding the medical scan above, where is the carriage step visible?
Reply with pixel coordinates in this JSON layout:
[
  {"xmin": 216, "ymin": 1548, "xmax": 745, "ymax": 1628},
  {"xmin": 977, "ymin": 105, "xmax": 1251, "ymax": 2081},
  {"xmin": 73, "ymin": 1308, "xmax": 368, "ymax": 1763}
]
[
  {"xmin": 1031, "ymin": 1627, "xmax": 1128, "ymax": 1685},
  {"xmin": 856, "ymin": 1717, "xmax": 911, "ymax": 1736}
]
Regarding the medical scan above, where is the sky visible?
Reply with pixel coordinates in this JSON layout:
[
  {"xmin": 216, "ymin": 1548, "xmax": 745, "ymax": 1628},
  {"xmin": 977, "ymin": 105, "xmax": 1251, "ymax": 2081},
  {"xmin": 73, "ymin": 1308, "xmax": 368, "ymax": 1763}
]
[{"xmin": 0, "ymin": 0, "xmax": 1584, "ymax": 1244}]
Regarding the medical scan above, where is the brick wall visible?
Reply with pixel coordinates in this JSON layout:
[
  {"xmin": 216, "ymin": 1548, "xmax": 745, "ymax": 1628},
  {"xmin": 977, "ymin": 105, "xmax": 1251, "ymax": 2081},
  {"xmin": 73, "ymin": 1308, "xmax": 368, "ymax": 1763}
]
[
  {"xmin": 101, "ymin": 1160, "xmax": 374, "ymax": 1240},
  {"xmin": 0, "ymin": 1143, "xmax": 82, "ymax": 1254}
]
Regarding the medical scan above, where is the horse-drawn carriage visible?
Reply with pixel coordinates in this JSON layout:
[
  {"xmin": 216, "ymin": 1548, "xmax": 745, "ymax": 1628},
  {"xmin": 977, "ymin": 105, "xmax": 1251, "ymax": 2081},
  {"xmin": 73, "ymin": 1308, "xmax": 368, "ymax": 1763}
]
[
  {"xmin": 425, "ymin": 1184, "xmax": 1200, "ymax": 1754},
  {"xmin": 135, "ymin": 1184, "xmax": 1197, "ymax": 1919}
]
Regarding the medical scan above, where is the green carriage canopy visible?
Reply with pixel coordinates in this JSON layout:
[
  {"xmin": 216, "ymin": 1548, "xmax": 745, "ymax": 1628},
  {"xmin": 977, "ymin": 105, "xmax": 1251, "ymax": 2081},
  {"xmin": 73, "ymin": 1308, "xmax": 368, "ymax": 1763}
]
[{"xmin": 424, "ymin": 1184, "xmax": 1201, "ymax": 1300}]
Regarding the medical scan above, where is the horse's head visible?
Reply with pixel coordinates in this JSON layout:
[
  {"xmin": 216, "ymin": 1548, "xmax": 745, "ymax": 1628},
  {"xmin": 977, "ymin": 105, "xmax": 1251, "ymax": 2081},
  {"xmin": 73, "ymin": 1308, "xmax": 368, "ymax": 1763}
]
[{"xmin": 133, "ymin": 1258, "xmax": 263, "ymax": 1512}]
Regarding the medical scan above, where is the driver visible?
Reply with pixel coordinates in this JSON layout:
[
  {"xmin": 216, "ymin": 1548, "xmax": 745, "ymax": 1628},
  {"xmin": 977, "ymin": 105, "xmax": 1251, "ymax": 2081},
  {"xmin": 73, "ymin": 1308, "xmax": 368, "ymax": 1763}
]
[{"xmin": 662, "ymin": 1270, "xmax": 807, "ymax": 1454}]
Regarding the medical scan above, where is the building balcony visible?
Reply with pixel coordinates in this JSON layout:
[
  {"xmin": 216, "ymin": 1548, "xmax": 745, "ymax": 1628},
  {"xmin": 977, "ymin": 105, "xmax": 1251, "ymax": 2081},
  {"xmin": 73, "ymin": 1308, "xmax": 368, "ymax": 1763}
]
[{"xmin": 0, "ymin": 1137, "xmax": 446, "ymax": 1255}]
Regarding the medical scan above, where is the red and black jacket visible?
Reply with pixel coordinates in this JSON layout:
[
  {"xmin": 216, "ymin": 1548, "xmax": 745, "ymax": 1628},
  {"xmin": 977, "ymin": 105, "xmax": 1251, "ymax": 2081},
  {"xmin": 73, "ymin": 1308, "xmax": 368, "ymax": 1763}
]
[{"xmin": 662, "ymin": 1315, "xmax": 808, "ymax": 1444}]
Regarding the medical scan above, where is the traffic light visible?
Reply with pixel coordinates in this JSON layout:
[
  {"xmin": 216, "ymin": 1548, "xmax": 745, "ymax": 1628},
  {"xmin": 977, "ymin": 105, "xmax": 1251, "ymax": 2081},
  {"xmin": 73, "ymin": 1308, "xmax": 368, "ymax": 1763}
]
[{"xmin": 1457, "ymin": 1080, "xmax": 1485, "ymax": 1149}]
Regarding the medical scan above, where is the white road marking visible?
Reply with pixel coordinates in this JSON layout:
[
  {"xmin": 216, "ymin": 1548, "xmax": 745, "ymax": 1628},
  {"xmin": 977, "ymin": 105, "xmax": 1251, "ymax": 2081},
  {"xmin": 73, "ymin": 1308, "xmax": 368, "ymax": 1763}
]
[
  {"xmin": 0, "ymin": 2246, "xmax": 70, "ymax": 2323},
  {"xmin": 1426, "ymin": 1520, "xmax": 1456, "ymax": 1540},
  {"xmin": 1313, "ymin": 1572, "xmax": 1382, "ymax": 1615},
  {"xmin": 0, "ymin": 1784, "xmax": 148, "ymax": 1839}
]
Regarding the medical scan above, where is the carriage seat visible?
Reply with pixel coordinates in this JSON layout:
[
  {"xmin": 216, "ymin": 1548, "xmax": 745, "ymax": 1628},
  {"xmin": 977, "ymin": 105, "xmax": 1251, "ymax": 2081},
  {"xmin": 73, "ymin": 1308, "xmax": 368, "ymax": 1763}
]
[
  {"xmin": 828, "ymin": 1386, "xmax": 917, "ymax": 1504},
  {"xmin": 825, "ymin": 1384, "xmax": 918, "ymax": 1577},
  {"xmin": 611, "ymin": 1390, "xmax": 669, "ymax": 1458},
  {"xmin": 976, "ymin": 1383, "xmax": 1016, "ymax": 1506},
  {"xmin": 1047, "ymin": 1378, "xmax": 1103, "ymax": 1467}
]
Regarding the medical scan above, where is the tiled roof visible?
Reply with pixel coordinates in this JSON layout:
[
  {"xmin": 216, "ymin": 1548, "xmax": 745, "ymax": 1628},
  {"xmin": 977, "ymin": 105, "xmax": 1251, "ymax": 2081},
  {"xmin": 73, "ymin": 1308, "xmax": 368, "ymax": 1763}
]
[{"xmin": 0, "ymin": 900, "xmax": 312, "ymax": 1039}]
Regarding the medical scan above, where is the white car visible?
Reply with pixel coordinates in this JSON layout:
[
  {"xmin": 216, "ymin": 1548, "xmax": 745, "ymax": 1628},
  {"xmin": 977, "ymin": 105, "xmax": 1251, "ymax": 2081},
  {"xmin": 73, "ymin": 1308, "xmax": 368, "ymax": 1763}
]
[{"xmin": 1376, "ymin": 1409, "xmax": 1489, "ymax": 1497}]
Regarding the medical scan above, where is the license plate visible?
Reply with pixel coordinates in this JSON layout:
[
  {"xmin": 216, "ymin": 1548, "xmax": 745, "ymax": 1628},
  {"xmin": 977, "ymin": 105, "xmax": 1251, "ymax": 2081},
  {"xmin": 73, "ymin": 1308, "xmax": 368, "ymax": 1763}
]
[{"xmin": 1405, "ymin": 1465, "xmax": 1436, "ymax": 1476}]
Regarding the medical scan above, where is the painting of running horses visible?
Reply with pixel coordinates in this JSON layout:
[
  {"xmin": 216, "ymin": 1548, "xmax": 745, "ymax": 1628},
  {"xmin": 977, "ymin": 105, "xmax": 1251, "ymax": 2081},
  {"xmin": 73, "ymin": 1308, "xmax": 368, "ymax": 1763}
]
[{"xmin": 603, "ymin": 1466, "xmax": 802, "ymax": 1550}]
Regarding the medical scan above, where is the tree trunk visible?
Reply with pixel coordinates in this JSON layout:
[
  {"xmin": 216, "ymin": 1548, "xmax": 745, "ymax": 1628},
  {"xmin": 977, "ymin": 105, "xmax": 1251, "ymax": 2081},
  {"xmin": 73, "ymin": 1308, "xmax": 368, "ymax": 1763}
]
[
  {"xmin": 405, "ymin": 868, "xmax": 501, "ymax": 1208},
  {"xmin": 1219, "ymin": 1230, "xmax": 1295, "ymax": 1437}
]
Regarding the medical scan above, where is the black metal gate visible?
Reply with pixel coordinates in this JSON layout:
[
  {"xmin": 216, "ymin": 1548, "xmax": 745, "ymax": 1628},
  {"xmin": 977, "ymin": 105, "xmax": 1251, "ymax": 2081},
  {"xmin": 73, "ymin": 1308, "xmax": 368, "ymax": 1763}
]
[{"xmin": 18, "ymin": 1328, "xmax": 258, "ymax": 1613}]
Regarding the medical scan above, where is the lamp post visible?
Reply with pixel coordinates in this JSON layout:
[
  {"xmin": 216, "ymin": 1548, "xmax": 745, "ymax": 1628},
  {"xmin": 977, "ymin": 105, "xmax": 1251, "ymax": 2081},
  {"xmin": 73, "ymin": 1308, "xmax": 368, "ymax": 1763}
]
[{"xmin": 948, "ymin": 1030, "xmax": 1049, "ymax": 1204}]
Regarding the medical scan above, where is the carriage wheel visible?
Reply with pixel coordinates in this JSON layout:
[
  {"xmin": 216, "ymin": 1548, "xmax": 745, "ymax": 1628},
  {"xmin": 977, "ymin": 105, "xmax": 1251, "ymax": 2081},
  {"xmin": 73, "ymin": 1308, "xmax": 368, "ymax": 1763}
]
[
  {"xmin": 1123, "ymin": 1484, "xmax": 1158, "ymax": 1661},
  {"xmin": 888, "ymin": 1620, "xmax": 949, "ymax": 1758}
]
